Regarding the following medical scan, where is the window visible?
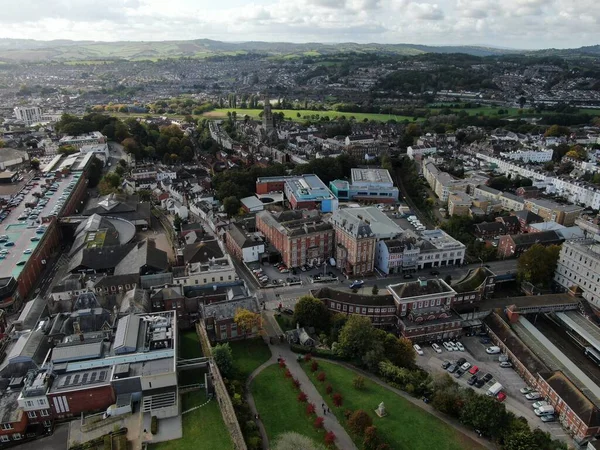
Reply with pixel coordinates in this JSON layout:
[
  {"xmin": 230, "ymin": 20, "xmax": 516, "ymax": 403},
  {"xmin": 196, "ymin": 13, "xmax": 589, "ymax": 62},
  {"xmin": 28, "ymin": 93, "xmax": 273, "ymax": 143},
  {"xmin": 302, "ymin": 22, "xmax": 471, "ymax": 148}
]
[
  {"xmin": 13, "ymin": 433, "xmax": 21, "ymax": 441},
  {"xmin": 25, "ymin": 400, "xmax": 34, "ymax": 407},
  {"xmin": 0, "ymin": 436, "xmax": 8, "ymax": 443},
  {"xmin": 40, "ymin": 410, "xmax": 49, "ymax": 417},
  {"xmin": 1, "ymin": 423, "xmax": 13, "ymax": 431},
  {"xmin": 349, "ymin": 306, "xmax": 354, "ymax": 313},
  {"xmin": 43, "ymin": 421, "xmax": 52, "ymax": 427},
  {"xmin": 28, "ymin": 411, "xmax": 36, "ymax": 418},
  {"xmin": 37, "ymin": 399, "xmax": 45, "ymax": 406}
]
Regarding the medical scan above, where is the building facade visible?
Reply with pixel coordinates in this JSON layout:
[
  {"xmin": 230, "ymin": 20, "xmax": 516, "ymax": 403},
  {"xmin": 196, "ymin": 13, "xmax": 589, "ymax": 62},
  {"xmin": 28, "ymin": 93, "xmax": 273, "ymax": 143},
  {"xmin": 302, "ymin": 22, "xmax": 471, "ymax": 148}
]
[
  {"xmin": 329, "ymin": 168, "xmax": 399, "ymax": 204},
  {"xmin": 554, "ymin": 239, "xmax": 600, "ymax": 308},
  {"xmin": 330, "ymin": 209, "xmax": 376, "ymax": 276},
  {"xmin": 13, "ymin": 106, "xmax": 42, "ymax": 126}
]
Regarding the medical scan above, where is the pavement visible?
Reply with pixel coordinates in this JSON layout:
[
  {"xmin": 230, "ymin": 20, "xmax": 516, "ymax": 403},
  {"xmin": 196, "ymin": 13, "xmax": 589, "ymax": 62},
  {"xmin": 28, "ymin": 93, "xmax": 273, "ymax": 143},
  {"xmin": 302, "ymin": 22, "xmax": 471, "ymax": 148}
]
[{"xmin": 35, "ymin": 424, "xmax": 69, "ymax": 450}]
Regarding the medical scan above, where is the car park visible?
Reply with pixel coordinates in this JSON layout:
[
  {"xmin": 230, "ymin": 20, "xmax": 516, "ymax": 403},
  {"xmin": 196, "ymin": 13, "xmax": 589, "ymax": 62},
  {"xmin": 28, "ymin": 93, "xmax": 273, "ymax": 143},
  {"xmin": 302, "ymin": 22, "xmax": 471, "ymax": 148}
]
[
  {"xmin": 480, "ymin": 337, "xmax": 491, "ymax": 344},
  {"xmin": 469, "ymin": 366, "xmax": 480, "ymax": 375},
  {"xmin": 497, "ymin": 392, "xmax": 507, "ymax": 402},
  {"xmin": 430, "ymin": 270, "xmax": 440, "ymax": 276},
  {"xmin": 474, "ymin": 378, "xmax": 486, "ymax": 388},
  {"xmin": 23, "ymin": 249, "xmax": 32, "ymax": 254},
  {"xmin": 441, "ymin": 360, "xmax": 451, "ymax": 369},
  {"xmin": 449, "ymin": 342, "xmax": 458, "ymax": 351},
  {"xmin": 534, "ymin": 405, "xmax": 555, "ymax": 416},
  {"xmin": 454, "ymin": 369, "xmax": 465, "ymax": 378},
  {"xmin": 282, "ymin": 308, "xmax": 294, "ymax": 315},
  {"xmin": 461, "ymin": 362, "xmax": 472, "ymax": 371},
  {"xmin": 447, "ymin": 364, "xmax": 458, "ymax": 373},
  {"xmin": 541, "ymin": 415, "xmax": 556, "ymax": 423},
  {"xmin": 431, "ymin": 343, "xmax": 442, "ymax": 354},
  {"xmin": 456, "ymin": 357, "xmax": 467, "ymax": 367},
  {"xmin": 467, "ymin": 375, "xmax": 478, "ymax": 385},
  {"xmin": 413, "ymin": 344, "xmax": 423, "ymax": 356},
  {"xmin": 30, "ymin": 237, "xmax": 40, "ymax": 242},
  {"xmin": 520, "ymin": 387, "xmax": 533, "ymax": 394},
  {"xmin": 4, "ymin": 242, "xmax": 14, "ymax": 247},
  {"xmin": 499, "ymin": 361, "xmax": 513, "ymax": 368},
  {"xmin": 526, "ymin": 392, "xmax": 542, "ymax": 400},
  {"xmin": 481, "ymin": 373, "xmax": 493, "ymax": 383},
  {"xmin": 443, "ymin": 342, "xmax": 454, "ymax": 351},
  {"xmin": 499, "ymin": 354, "xmax": 509, "ymax": 362},
  {"xmin": 456, "ymin": 342, "xmax": 465, "ymax": 351}
]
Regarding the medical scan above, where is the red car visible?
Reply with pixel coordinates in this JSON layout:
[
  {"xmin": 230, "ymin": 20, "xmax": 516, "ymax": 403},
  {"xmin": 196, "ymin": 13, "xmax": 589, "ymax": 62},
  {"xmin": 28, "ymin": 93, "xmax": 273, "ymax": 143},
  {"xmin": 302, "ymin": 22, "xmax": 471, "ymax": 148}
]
[
  {"xmin": 468, "ymin": 365, "xmax": 479, "ymax": 375},
  {"xmin": 497, "ymin": 392, "xmax": 507, "ymax": 402}
]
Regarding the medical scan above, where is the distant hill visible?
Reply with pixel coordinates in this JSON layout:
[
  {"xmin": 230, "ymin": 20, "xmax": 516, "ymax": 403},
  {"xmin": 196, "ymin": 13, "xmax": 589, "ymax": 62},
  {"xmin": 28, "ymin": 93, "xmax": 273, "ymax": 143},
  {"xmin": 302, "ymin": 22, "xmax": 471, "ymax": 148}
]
[
  {"xmin": 0, "ymin": 38, "xmax": 596, "ymax": 62},
  {"xmin": 0, "ymin": 38, "xmax": 521, "ymax": 62}
]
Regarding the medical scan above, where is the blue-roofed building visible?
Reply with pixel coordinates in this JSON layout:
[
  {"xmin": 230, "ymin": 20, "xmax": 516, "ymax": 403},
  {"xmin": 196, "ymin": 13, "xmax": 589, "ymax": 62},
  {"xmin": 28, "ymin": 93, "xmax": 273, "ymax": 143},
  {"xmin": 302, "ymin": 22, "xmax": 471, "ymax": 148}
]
[{"xmin": 256, "ymin": 174, "xmax": 338, "ymax": 212}]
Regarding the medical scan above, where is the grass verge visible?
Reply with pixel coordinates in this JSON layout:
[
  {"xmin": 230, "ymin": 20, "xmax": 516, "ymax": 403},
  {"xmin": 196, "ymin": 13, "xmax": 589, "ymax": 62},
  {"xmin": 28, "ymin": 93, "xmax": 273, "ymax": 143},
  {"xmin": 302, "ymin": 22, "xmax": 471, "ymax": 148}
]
[{"xmin": 228, "ymin": 337, "xmax": 272, "ymax": 381}]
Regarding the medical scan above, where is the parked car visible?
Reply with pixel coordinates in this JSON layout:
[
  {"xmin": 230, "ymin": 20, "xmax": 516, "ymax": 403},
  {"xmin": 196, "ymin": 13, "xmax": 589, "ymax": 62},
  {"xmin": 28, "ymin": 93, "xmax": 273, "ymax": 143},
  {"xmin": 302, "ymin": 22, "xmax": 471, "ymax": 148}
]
[
  {"xmin": 469, "ymin": 366, "xmax": 480, "ymax": 375},
  {"xmin": 481, "ymin": 373, "xmax": 493, "ymax": 383},
  {"xmin": 422, "ymin": 397, "xmax": 430, "ymax": 404},
  {"xmin": 456, "ymin": 342, "xmax": 465, "ymax": 351},
  {"xmin": 500, "ymin": 361, "xmax": 513, "ymax": 368},
  {"xmin": 443, "ymin": 341, "xmax": 454, "ymax": 351},
  {"xmin": 480, "ymin": 337, "xmax": 492, "ymax": 344},
  {"xmin": 532, "ymin": 401, "xmax": 549, "ymax": 409},
  {"xmin": 413, "ymin": 344, "xmax": 424, "ymax": 356},
  {"xmin": 520, "ymin": 387, "xmax": 534, "ymax": 394},
  {"xmin": 430, "ymin": 270, "xmax": 440, "ymax": 276},
  {"xmin": 454, "ymin": 369, "xmax": 465, "ymax": 378},
  {"xmin": 467, "ymin": 375, "xmax": 478, "ymax": 386},
  {"xmin": 283, "ymin": 308, "xmax": 294, "ymax": 316},
  {"xmin": 456, "ymin": 358, "xmax": 467, "ymax": 367},
  {"xmin": 447, "ymin": 364, "xmax": 458, "ymax": 373},
  {"xmin": 541, "ymin": 414, "xmax": 555, "ymax": 423},
  {"xmin": 475, "ymin": 378, "xmax": 486, "ymax": 388},
  {"xmin": 403, "ymin": 274, "xmax": 413, "ymax": 279},
  {"xmin": 460, "ymin": 362, "xmax": 472, "ymax": 371},
  {"xmin": 449, "ymin": 342, "xmax": 458, "ymax": 351},
  {"xmin": 499, "ymin": 354, "xmax": 509, "ymax": 363},
  {"xmin": 441, "ymin": 360, "xmax": 451, "ymax": 369},
  {"xmin": 535, "ymin": 406, "xmax": 555, "ymax": 416},
  {"xmin": 486, "ymin": 346, "xmax": 501, "ymax": 354},
  {"xmin": 497, "ymin": 392, "xmax": 507, "ymax": 402},
  {"xmin": 349, "ymin": 280, "xmax": 364, "ymax": 289},
  {"xmin": 431, "ymin": 343, "xmax": 442, "ymax": 354},
  {"xmin": 526, "ymin": 392, "xmax": 542, "ymax": 400}
]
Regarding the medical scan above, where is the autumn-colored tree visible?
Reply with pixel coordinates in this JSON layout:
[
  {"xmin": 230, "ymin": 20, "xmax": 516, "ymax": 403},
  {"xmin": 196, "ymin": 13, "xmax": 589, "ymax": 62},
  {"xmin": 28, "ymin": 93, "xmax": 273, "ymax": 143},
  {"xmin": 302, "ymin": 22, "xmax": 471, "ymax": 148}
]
[
  {"xmin": 306, "ymin": 403, "xmax": 316, "ymax": 416},
  {"xmin": 325, "ymin": 384, "xmax": 333, "ymax": 394},
  {"xmin": 317, "ymin": 372, "xmax": 326, "ymax": 382},
  {"xmin": 234, "ymin": 308, "xmax": 261, "ymax": 337},
  {"xmin": 324, "ymin": 431, "xmax": 336, "ymax": 447},
  {"xmin": 363, "ymin": 426, "xmax": 381, "ymax": 450},
  {"xmin": 292, "ymin": 378, "xmax": 301, "ymax": 390},
  {"xmin": 332, "ymin": 393, "xmax": 343, "ymax": 407},
  {"xmin": 348, "ymin": 409, "xmax": 372, "ymax": 435},
  {"xmin": 310, "ymin": 361, "xmax": 319, "ymax": 372},
  {"xmin": 284, "ymin": 369, "xmax": 292, "ymax": 378},
  {"xmin": 353, "ymin": 375, "xmax": 366, "ymax": 390},
  {"xmin": 297, "ymin": 392, "xmax": 307, "ymax": 403},
  {"xmin": 314, "ymin": 417, "xmax": 324, "ymax": 429}
]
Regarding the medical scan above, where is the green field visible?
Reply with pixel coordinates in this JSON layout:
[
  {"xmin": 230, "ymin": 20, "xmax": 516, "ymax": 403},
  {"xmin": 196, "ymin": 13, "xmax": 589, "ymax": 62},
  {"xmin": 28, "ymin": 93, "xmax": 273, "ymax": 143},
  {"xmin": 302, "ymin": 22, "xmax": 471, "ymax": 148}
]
[
  {"xmin": 228, "ymin": 338, "xmax": 272, "ymax": 381},
  {"xmin": 202, "ymin": 108, "xmax": 418, "ymax": 123},
  {"xmin": 179, "ymin": 330, "xmax": 203, "ymax": 385},
  {"xmin": 308, "ymin": 361, "xmax": 483, "ymax": 450},
  {"xmin": 151, "ymin": 391, "xmax": 233, "ymax": 450},
  {"xmin": 251, "ymin": 364, "xmax": 325, "ymax": 445},
  {"xmin": 275, "ymin": 314, "xmax": 296, "ymax": 332},
  {"xmin": 430, "ymin": 104, "xmax": 600, "ymax": 117}
]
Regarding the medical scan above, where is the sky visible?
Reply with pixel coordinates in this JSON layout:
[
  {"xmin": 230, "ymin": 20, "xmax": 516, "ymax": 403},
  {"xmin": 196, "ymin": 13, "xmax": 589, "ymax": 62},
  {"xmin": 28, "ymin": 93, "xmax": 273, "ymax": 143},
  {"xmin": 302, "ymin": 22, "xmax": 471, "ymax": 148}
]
[{"xmin": 0, "ymin": 0, "xmax": 598, "ymax": 49}]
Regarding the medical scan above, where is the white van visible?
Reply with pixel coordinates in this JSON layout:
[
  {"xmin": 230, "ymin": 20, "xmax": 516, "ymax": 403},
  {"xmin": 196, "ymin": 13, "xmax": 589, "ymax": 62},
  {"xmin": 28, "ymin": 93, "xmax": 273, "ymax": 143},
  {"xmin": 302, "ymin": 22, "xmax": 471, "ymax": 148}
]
[
  {"xmin": 535, "ymin": 405, "xmax": 554, "ymax": 416},
  {"xmin": 486, "ymin": 382, "xmax": 503, "ymax": 397}
]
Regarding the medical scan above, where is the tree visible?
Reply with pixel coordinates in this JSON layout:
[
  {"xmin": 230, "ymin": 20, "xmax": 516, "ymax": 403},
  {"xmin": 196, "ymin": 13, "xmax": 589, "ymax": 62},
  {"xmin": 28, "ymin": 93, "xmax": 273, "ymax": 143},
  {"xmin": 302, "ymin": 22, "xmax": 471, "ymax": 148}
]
[
  {"xmin": 30, "ymin": 158, "xmax": 40, "ymax": 170},
  {"xmin": 98, "ymin": 172, "xmax": 121, "ymax": 195},
  {"xmin": 565, "ymin": 144, "xmax": 587, "ymax": 161},
  {"xmin": 503, "ymin": 430, "xmax": 537, "ymax": 450},
  {"xmin": 347, "ymin": 409, "xmax": 372, "ymax": 435},
  {"xmin": 337, "ymin": 315, "xmax": 377, "ymax": 359},
  {"xmin": 372, "ymin": 284, "xmax": 379, "ymax": 295},
  {"xmin": 293, "ymin": 295, "xmax": 330, "ymax": 332},
  {"xmin": 87, "ymin": 156, "xmax": 103, "ymax": 188},
  {"xmin": 213, "ymin": 343, "xmax": 233, "ymax": 378},
  {"xmin": 383, "ymin": 334, "xmax": 416, "ymax": 369},
  {"xmin": 234, "ymin": 308, "xmax": 261, "ymax": 337},
  {"xmin": 223, "ymin": 196, "xmax": 241, "ymax": 217},
  {"xmin": 459, "ymin": 393, "xmax": 510, "ymax": 439},
  {"xmin": 544, "ymin": 124, "xmax": 570, "ymax": 137},
  {"xmin": 173, "ymin": 214, "xmax": 183, "ymax": 233},
  {"xmin": 363, "ymin": 426, "xmax": 381, "ymax": 450},
  {"xmin": 58, "ymin": 145, "xmax": 78, "ymax": 155},
  {"xmin": 352, "ymin": 376, "xmax": 365, "ymax": 390},
  {"xmin": 517, "ymin": 244, "xmax": 561, "ymax": 288},
  {"xmin": 0, "ymin": 140, "xmax": 5, "ymax": 148}
]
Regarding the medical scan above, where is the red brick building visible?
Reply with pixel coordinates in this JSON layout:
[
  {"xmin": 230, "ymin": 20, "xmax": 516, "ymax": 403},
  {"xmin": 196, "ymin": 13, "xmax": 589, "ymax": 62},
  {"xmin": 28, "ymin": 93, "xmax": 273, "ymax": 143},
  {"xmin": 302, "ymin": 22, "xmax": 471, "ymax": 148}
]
[
  {"xmin": 256, "ymin": 210, "xmax": 333, "ymax": 268},
  {"xmin": 536, "ymin": 371, "xmax": 600, "ymax": 444},
  {"xmin": 330, "ymin": 209, "xmax": 376, "ymax": 277},
  {"xmin": 0, "ymin": 391, "xmax": 29, "ymax": 444},
  {"xmin": 47, "ymin": 372, "xmax": 115, "ymax": 420},
  {"xmin": 202, "ymin": 297, "xmax": 261, "ymax": 343}
]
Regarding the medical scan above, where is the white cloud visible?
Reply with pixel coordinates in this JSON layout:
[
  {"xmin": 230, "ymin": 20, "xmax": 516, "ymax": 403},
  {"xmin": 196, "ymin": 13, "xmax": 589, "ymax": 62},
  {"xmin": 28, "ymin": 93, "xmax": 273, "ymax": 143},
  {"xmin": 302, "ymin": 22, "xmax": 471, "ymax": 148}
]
[{"xmin": 0, "ymin": 0, "xmax": 597, "ymax": 48}]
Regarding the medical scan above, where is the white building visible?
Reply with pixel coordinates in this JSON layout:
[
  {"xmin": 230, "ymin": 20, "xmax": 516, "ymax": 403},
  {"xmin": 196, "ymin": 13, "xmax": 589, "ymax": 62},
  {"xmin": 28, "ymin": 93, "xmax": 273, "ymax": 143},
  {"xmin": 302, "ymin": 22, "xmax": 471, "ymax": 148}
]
[
  {"xmin": 554, "ymin": 239, "xmax": 600, "ymax": 308},
  {"xmin": 499, "ymin": 148, "xmax": 554, "ymax": 163},
  {"xmin": 59, "ymin": 131, "xmax": 106, "ymax": 149},
  {"xmin": 13, "ymin": 106, "xmax": 42, "ymax": 126},
  {"xmin": 80, "ymin": 143, "xmax": 110, "ymax": 162},
  {"xmin": 407, "ymin": 145, "xmax": 437, "ymax": 160},
  {"xmin": 423, "ymin": 162, "xmax": 468, "ymax": 203}
]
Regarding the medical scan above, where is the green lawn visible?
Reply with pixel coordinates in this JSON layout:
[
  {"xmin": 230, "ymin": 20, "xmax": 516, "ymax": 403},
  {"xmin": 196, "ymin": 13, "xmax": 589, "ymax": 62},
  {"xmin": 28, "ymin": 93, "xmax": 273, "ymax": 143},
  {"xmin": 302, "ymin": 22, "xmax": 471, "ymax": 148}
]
[
  {"xmin": 251, "ymin": 364, "xmax": 325, "ymax": 445},
  {"xmin": 151, "ymin": 391, "xmax": 233, "ymax": 450},
  {"xmin": 228, "ymin": 338, "xmax": 272, "ymax": 381},
  {"xmin": 308, "ymin": 361, "xmax": 483, "ymax": 450},
  {"xmin": 179, "ymin": 330, "xmax": 204, "ymax": 385},
  {"xmin": 202, "ymin": 108, "xmax": 419, "ymax": 123}
]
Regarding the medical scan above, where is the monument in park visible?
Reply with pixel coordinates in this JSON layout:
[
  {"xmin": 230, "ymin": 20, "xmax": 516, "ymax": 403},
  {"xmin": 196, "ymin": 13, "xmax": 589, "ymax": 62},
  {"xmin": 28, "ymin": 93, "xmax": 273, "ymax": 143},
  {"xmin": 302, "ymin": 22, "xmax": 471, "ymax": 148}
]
[{"xmin": 375, "ymin": 402, "xmax": 387, "ymax": 417}]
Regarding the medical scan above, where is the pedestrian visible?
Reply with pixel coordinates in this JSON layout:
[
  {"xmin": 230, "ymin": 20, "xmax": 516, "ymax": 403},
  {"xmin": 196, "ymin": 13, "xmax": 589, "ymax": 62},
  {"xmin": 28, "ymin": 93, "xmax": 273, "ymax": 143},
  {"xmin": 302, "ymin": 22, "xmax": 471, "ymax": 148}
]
[
  {"xmin": 322, "ymin": 403, "xmax": 325, "ymax": 408},
  {"xmin": 327, "ymin": 407, "xmax": 330, "ymax": 413}
]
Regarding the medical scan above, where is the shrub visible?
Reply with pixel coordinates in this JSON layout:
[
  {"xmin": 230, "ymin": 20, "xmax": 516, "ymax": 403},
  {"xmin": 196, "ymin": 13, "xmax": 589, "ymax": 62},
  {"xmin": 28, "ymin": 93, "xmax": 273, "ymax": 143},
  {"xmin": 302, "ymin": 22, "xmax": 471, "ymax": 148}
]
[
  {"xmin": 317, "ymin": 372, "xmax": 326, "ymax": 382},
  {"xmin": 103, "ymin": 436, "xmax": 111, "ymax": 450},
  {"xmin": 310, "ymin": 360, "xmax": 319, "ymax": 372},
  {"xmin": 297, "ymin": 392, "xmax": 308, "ymax": 403},
  {"xmin": 314, "ymin": 416, "xmax": 324, "ymax": 429},
  {"xmin": 324, "ymin": 431, "xmax": 336, "ymax": 447},
  {"xmin": 348, "ymin": 409, "xmax": 373, "ymax": 435},
  {"xmin": 150, "ymin": 415, "xmax": 158, "ymax": 434},
  {"xmin": 344, "ymin": 409, "xmax": 353, "ymax": 420},
  {"xmin": 376, "ymin": 444, "xmax": 391, "ymax": 450},
  {"xmin": 332, "ymin": 393, "xmax": 343, "ymax": 407},
  {"xmin": 353, "ymin": 375, "xmax": 365, "ymax": 390},
  {"xmin": 304, "ymin": 353, "xmax": 312, "ymax": 362},
  {"xmin": 279, "ymin": 359, "xmax": 286, "ymax": 368},
  {"xmin": 292, "ymin": 378, "xmax": 301, "ymax": 389},
  {"xmin": 363, "ymin": 426, "xmax": 381, "ymax": 450},
  {"xmin": 290, "ymin": 344, "xmax": 347, "ymax": 361},
  {"xmin": 325, "ymin": 384, "xmax": 333, "ymax": 394},
  {"xmin": 306, "ymin": 403, "xmax": 316, "ymax": 416},
  {"xmin": 284, "ymin": 369, "xmax": 292, "ymax": 378},
  {"xmin": 247, "ymin": 436, "xmax": 262, "ymax": 450}
]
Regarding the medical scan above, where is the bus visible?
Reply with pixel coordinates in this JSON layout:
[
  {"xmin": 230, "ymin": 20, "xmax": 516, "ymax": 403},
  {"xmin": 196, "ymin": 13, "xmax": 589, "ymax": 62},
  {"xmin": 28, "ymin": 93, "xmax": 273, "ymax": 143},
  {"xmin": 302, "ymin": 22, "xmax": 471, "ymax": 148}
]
[{"xmin": 584, "ymin": 347, "xmax": 600, "ymax": 366}]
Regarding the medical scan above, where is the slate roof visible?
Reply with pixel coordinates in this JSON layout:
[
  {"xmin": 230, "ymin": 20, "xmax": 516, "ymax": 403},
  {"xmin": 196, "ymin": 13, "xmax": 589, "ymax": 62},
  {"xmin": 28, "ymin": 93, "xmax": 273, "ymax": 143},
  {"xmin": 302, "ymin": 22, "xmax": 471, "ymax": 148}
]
[
  {"xmin": 311, "ymin": 287, "xmax": 395, "ymax": 307},
  {"xmin": 512, "ymin": 210, "xmax": 544, "ymax": 223},
  {"xmin": 227, "ymin": 223, "xmax": 261, "ymax": 249},
  {"xmin": 510, "ymin": 230, "xmax": 564, "ymax": 246},
  {"xmin": 183, "ymin": 239, "xmax": 224, "ymax": 264},
  {"xmin": 114, "ymin": 240, "xmax": 168, "ymax": 275}
]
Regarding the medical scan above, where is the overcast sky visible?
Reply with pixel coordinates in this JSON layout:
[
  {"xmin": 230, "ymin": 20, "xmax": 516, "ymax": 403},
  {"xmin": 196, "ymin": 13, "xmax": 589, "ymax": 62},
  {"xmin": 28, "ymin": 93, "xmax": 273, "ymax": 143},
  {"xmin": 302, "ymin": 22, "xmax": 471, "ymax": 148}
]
[{"xmin": 0, "ymin": 0, "xmax": 598, "ymax": 49}]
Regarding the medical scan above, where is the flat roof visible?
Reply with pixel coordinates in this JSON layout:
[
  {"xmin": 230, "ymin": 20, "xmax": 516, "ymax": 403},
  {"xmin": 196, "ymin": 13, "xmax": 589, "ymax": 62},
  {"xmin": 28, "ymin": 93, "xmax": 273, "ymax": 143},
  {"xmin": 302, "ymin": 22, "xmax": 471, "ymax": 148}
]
[
  {"xmin": 0, "ymin": 173, "xmax": 83, "ymax": 279},
  {"xmin": 51, "ymin": 340, "xmax": 104, "ymax": 364},
  {"xmin": 388, "ymin": 278, "xmax": 454, "ymax": 300},
  {"xmin": 351, "ymin": 168, "xmax": 393, "ymax": 185}
]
